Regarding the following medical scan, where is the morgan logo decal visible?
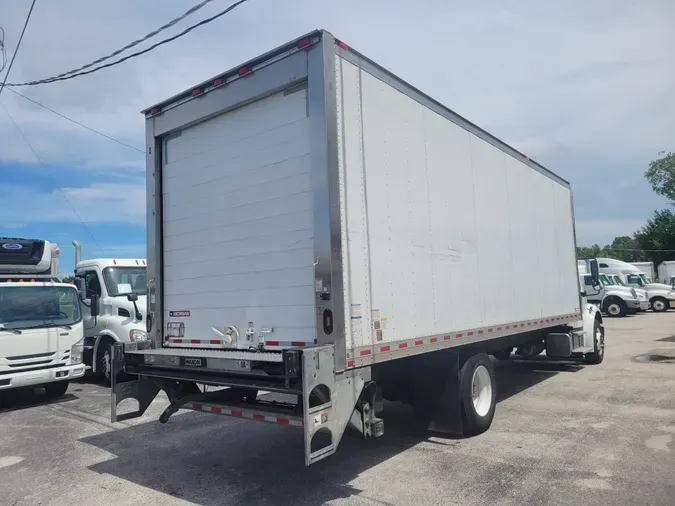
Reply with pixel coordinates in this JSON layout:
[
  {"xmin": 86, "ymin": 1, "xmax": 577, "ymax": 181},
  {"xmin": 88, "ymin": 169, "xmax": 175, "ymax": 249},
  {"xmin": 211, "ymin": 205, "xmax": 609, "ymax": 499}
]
[{"xmin": 169, "ymin": 310, "xmax": 190, "ymax": 318}]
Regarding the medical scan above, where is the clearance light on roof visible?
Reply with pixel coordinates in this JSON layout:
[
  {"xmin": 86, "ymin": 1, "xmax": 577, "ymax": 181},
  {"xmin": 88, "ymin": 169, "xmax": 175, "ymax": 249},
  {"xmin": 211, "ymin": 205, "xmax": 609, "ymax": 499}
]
[
  {"xmin": 192, "ymin": 88, "xmax": 203, "ymax": 97},
  {"xmin": 336, "ymin": 40, "xmax": 349, "ymax": 51},
  {"xmin": 238, "ymin": 65, "xmax": 251, "ymax": 76},
  {"xmin": 298, "ymin": 37, "xmax": 312, "ymax": 49},
  {"xmin": 54, "ymin": 248, "xmax": 60, "ymax": 256},
  {"xmin": 150, "ymin": 107, "xmax": 160, "ymax": 116},
  {"xmin": 214, "ymin": 78, "xmax": 224, "ymax": 87}
]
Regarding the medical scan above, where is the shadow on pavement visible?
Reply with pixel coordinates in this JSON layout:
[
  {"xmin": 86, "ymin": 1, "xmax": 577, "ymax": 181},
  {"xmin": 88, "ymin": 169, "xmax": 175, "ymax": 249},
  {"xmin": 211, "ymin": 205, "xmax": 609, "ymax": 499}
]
[
  {"xmin": 80, "ymin": 358, "xmax": 583, "ymax": 505},
  {"xmin": 0, "ymin": 388, "xmax": 78, "ymax": 413}
]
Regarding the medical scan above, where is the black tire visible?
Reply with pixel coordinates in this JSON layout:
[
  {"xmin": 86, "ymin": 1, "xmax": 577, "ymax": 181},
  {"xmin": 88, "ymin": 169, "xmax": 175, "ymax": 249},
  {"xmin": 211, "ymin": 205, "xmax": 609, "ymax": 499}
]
[
  {"xmin": 44, "ymin": 381, "xmax": 69, "ymax": 398},
  {"xmin": 651, "ymin": 297, "xmax": 669, "ymax": 313},
  {"xmin": 492, "ymin": 347, "xmax": 513, "ymax": 361},
  {"xmin": 459, "ymin": 353, "xmax": 496, "ymax": 437},
  {"xmin": 604, "ymin": 298, "xmax": 626, "ymax": 317},
  {"xmin": 585, "ymin": 318, "xmax": 605, "ymax": 365},
  {"xmin": 96, "ymin": 339, "xmax": 124, "ymax": 385}
]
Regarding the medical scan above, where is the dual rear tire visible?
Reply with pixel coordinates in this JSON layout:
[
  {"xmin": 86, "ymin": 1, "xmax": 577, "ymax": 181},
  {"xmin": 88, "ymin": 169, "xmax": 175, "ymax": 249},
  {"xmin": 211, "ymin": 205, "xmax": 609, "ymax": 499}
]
[{"xmin": 459, "ymin": 353, "xmax": 496, "ymax": 437}]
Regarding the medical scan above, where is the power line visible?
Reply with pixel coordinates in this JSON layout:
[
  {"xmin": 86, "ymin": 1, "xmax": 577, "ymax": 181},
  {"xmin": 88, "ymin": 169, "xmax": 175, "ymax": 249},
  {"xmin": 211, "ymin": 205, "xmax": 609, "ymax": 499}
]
[
  {"xmin": 0, "ymin": 101, "xmax": 106, "ymax": 255},
  {"xmin": 606, "ymin": 248, "xmax": 675, "ymax": 253},
  {"xmin": 4, "ymin": 0, "xmax": 251, "ymax": 88},
  {"xmin": 6, "ymin": 87, "xmax": 144, "ymax": 153},
  {"xmin": 8, "ymin": 0, "xmax": 218, "ymax": 85},
  {"xmin": 0, "ymin": 0, "xmax": 36, "ymax": 97}
]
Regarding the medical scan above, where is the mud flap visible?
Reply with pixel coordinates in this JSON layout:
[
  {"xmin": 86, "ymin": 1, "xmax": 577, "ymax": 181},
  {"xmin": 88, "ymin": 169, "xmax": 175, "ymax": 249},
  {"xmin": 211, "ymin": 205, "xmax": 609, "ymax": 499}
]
[
  {"xmin": 110, "ymin": 342, "xmax": 160, "ymax": 422},
  {"xmin": 416, "ymin": 350, "xmax": 464, "ymax": 435}
]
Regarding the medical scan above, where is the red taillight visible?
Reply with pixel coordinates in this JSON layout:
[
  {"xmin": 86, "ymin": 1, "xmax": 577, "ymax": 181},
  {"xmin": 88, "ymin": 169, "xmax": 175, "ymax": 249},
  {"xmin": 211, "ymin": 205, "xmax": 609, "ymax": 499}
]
[
  {"xmin": 192, "ymin": 88, "xmax": 203, "ymax": 96},
  {"xmin": 238, "ymin": 66, "xmax": 251, "ymax": 76},
  {"xmin": 336, "ymin": 40, "xmax": 348, "ymax": 51},
  {"xmin": 150, "ymin": 107, "xmax": 160, "ymax": 116},
  {"xmin": 213, "ymin": 78, "xmax": 224, "ymax": 87},
  {"xmin": 298, "ymin": 37, "xmax": 312, "ymax": 49}
]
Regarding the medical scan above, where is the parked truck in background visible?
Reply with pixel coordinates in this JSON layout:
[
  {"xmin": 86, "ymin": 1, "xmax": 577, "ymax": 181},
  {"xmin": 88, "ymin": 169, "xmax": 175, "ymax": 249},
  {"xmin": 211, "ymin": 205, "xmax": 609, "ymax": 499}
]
[
  {"xmin": 597, "ymin": 257, "xmax": 675, "ymax": 312},
  {"xmin": 0, "ymin": 238, "xmax": 85, "ymax": 396},
  {"xmin": 657, "ymin": 261, "xmax": 675, "ymax": 287},
  {"xmin": 602, "ymin": 274, "xmax": 649, "ymax": 311},
  {"xmin": 578, "ymin": 260, "xmax": 643, "ymax": 316},
  {"xmin": 72, "ymin": 241, "xmax": 148, "ymax": 383},
  {"xmin": 110, "ymin": 30, "xmax": 606, "ymax": 465},
  {"xmin": 630, "ymin": 261, "xmax": 655, "ymax": 283}
]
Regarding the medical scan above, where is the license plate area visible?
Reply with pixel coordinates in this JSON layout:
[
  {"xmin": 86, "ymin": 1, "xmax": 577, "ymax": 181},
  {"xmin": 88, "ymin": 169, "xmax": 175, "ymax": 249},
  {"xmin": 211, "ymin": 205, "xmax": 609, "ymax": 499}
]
[{"xmin": 181, "ymin": 357, "xmax": 205, "ymax": 368}]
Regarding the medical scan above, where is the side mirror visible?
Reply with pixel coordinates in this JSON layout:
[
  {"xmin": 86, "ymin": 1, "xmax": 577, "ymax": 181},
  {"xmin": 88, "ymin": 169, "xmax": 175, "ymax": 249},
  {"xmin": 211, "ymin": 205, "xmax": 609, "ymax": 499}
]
[
  {"xmin": 671, "ymin": 276, "xmax": 675, "ymax": 289},
  {"xmin": 90, "ymin": 293, "xmax": 100, "ymax": 317},
  {"xmin": 589, "ymin": 259, "xmax": 600, "ymax": 287},
  {"xmin": 74, "ymin": 278, "xmax": 86, "ymax": 299},
  {"xmin": 126, "ymin": 292, "xmax": 139, "ymax": 302}
]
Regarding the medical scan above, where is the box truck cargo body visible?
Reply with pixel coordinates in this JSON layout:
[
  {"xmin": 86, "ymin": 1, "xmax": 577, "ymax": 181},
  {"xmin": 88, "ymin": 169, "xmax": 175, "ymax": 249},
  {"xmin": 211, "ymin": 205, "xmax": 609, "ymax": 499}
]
[{"xmin": 112, "ymin": 30, "xmax": 604, "ymax": 465}]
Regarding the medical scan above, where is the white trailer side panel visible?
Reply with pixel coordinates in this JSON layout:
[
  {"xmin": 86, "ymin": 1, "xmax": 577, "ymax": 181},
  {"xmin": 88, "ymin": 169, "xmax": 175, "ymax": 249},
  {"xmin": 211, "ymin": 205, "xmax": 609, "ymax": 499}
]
[
  {"xmin": 161, "ymin": 87, "xmax": 317, "ymax": 347},
  {"xmin": 336, "ymin": 57, "xmax": 579, "ymax": 351}
]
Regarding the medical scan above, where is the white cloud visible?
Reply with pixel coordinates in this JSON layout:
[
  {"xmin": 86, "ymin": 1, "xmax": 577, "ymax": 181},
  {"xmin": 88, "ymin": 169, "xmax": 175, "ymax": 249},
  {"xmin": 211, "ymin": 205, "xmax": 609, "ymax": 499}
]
[{"xmin": 0, "ymin": 182, "xmax": 145, "ymax": 225}]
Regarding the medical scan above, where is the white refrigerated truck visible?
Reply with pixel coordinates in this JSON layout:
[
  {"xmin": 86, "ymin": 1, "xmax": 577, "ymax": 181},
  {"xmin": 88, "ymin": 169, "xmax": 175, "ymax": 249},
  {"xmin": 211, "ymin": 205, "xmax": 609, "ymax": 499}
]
[
  {"xmin": 111, "ymin": 30, "xmax": 605, "ymax": 465},
  {"xmin": 0, "ymin": 238, "xmax": 85, "ymax": 396}
]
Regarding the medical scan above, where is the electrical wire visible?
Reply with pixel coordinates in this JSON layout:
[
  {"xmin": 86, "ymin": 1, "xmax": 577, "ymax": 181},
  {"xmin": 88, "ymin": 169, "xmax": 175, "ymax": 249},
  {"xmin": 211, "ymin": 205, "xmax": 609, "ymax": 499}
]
[
  {"xmin": 0, "ymin": 101, "xmax": 106, "ymax": 255},
  {"xmin": 0, "ymin": 0, "xmax": 36, "ymax": 97},
  {"xmin": 4, "ymin": 0, "xmax": 251, "ymax": 88},
  {"xmin": 9, "ymin": 0, "xmax": 219, "ymax": 85},
  {"xmin": 6, "ymin": 87, "xmax": 144, "ymax": 153}
]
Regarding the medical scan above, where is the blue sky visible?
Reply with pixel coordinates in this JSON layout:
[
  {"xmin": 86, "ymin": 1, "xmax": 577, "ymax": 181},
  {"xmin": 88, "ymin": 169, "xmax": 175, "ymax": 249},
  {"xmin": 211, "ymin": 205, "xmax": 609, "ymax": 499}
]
[{"xmin": 1, "ymin": 0, "xmax": 674, "ymax": 274}]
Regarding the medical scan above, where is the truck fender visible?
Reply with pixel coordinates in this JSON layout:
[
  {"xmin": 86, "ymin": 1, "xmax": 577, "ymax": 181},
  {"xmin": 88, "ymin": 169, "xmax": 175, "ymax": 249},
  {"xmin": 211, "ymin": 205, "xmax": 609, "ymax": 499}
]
[
  {"xmin": 581, "ymin": 303, "xmax": 602, "ymax": 349},
  {"xmin": 92, "ymin": 331, "xmax": 121, "ymax": 373}
]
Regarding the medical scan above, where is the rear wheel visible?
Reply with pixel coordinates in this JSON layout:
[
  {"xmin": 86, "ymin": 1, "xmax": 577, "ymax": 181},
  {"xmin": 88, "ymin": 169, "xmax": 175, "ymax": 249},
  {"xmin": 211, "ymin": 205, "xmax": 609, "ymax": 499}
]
[
  {"xmin": 585, "ymin": 319, "xmax": 605, "ymax": 365},
  {"xmin": 459, "ymin": 353, "xmax": 496, "ymax": 437},
  {"xmin": 491, "ymin": 347, "xmax": 513, "ymax": 361},
  {"xmin": 651, "ymin": 297, "xmax": 669, "ymax": 313},
  {"xmin": 44, "ymin": 381, "xmax": 69, "ymax": 398}
]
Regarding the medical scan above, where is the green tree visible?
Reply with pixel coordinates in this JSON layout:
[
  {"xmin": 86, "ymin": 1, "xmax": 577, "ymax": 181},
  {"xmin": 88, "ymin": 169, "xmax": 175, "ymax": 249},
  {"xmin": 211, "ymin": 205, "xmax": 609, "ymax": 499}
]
[
  {"xmin": 645, "ymin": 151, "xmax": 675, "ymax": 203},
  {"xmin": 577, "ymin": 244, "xmax": 604, "ymax": 259},
  {"xmin": 62, "ymin": 275, "xmax": 75, "ymax": 283},
  {"xmin": 634, "ymin": 209, "xmax": 675, "ymax": 266},
  {"xmin": 605, "ymin": 236, "xmax": 645, "ymax": 262}
]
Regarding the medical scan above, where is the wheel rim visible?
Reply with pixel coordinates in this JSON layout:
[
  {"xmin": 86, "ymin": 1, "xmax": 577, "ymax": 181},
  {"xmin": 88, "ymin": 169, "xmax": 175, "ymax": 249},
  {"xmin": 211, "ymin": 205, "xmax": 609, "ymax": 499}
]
[
  {"xmin": 596, "ymin": 326, "xmax": 604, "ymax": 356},
  {"xmin": 653, "ymin": 300, "xmax": 665, "ymax": 311},
  {"xmin": 607, "ymin": 303, "xmax": 620, "ymax": 316},
  {"xmin": 471, "ymin": 365, "xmax": 492, "ymax": 417}
]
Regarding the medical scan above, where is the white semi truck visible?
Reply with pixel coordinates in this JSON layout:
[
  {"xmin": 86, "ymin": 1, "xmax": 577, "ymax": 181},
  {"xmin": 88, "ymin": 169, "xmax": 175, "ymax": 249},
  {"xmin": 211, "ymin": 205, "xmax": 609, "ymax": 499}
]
[
  {"xmin": 72, "ymin": 241, "xmax": 148, "ymax": 382},
  {"xmin": 578, "ymin": 260, "xmax": 644, "ymax": 316},
  {"xmin": 630, "ymin": 261, "xmax": 655, "ymax": 283},
  {"xmin": 0, "ymin": 237, "xmax": 85, "ymax": 396},
  {"xmin": 111, "ymin": 30, "xmax": 606, "ymax": 465}
]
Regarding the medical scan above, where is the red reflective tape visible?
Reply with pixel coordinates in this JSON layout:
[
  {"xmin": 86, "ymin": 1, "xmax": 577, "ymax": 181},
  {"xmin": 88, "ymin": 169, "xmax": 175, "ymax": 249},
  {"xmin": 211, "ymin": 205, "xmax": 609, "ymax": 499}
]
[
  {"xmin": 277, "ymin": 417, "xmax": 290, "ymax": 425},
  {"xmin": 291, "ymin": 342, "xmax": 306, "ymax": 347},
  {"xmin": 380, "ymin": 345, "xmax": 391, "ymax": 352},
  {"xmin": 266, "ymin": 341, "xmax": 280, "ymax": 346},
  {"xmin": 497, "ymin": 327, "xmax": 502, "ymax": 331},
  {"xmin": 468, "ymin": 332, "xmax": 474, "ymax": 336},
  {"xmin": 164, "ymin": 336, "xmax": 169, "ymax": 341},
  {"xmin": 231, "ymin": 410, "xmax": 243, "ymax": 417},
  {"xmin": 527, "ymin": 323, "xmax": 531, "ymax": 327},
  {"xmin": 252, "ymin": 414, "xmax": 265, "ymax": 421},
  {"xmin": 360, "ymin": 349, "xmax": 372, "ymax": 356},
  {"xmin": 478, "ymin": 330, "xmax": 484, "ymax": 335},
  {"xmin": 456, "ymin": 333, "xmax": 463, "ymax": 338},
  {"xmin": 347, "ymin": 360, "xmax": 355, "ymax": 367},
  {"xmin": 415, "ymin": 339, "xmax": 424, "ymax": 346},
  {"xmin": 173, "ymin": 339, "xmax": 183, "ymax": 344},
  {"xmin": 399, "ymin": 343, "xmax": 408, "ymax": 349},
  {"xmin": 192, "ymin": 403, "xmax": 202, "ymax": 411},
  {"xmin": 506, "ymin": 326, "xmax": 510, "ymax": 330},
  {"xmin": 540, "ymin": 320, "xmax": 544, "ymax": 324},
  {"xmin": 212, "ymin": 407, "xmax": 222, "ymax": 414},
  {"xmin": 488, "ymin": 328, "xmax": 493, "ymax": 333},
  {"xmin": 210, "ymin": 340, "xmax": 220, "ymax": 345},
  {"xmin": 521, "ymin": 323, "xmax": 525, "ymax": 327},
  {"xmin": 430, "ymin": 337, "xmax": 438, "ymax": 343},
  {"xmin": 190, "ymin": 339, "xmax": 201, "ymax": 344},
  {"xmin": 444, "ymin": 335, "xmax": 451, "ymax": 340}
]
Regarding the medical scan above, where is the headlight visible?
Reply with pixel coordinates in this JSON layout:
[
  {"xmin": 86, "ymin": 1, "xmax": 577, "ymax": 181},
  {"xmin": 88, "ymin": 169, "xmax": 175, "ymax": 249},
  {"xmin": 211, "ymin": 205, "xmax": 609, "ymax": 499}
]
[
  {"xmin": 70, "ymin": 338, "xmax": 84, "ymax": 364},
  {"xmin": 129, "ymin": 329, "xmax": 148, "ymax": 341}
]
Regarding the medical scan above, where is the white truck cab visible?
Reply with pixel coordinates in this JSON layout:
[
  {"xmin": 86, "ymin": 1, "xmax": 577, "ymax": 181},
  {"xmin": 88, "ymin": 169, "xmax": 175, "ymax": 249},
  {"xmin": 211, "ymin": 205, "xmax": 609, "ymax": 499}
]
[
  {"xmin": 72, "ymin": 241, "xmax": 148, "ymax": 382},
  {"xmin": 578, "ymin": 260, "xmax": 641, "ymax": 316},
  {"xmin": 597, "ymin": 257, "xmax": 675, "ymax": 312},
  {"xmin": 0, "ymin": 238, "xmax": 85, "ymax": 396}
]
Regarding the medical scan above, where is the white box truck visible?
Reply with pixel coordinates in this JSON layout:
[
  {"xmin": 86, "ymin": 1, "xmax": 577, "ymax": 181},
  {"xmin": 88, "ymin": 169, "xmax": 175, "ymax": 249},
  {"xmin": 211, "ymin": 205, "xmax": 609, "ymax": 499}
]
[
  {"xmin": 0, "ymin": 238, "xmax": 85, "ymax": 396},
  {"xmin": 111, "ymin": 30, "xmax": 605, "ymax": 465},
  {"xmin": 630, "ymin": 261, "xmax": 655, "ymax": 283},
  {"xmin": 657, "ymin": 261, "xmax": 675, "ymax": 286}
]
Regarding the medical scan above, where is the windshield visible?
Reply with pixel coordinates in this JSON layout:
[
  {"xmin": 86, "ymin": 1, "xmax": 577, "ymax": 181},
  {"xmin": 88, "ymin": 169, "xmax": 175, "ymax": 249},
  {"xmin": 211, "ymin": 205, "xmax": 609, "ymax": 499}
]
[
  {"xmin": 0, "ymin": 285, "xmax": 81, "ymax": 330},
  {"xmin": 103, "ymin": 266, "xmax": 147, "ymax": 296},
  {"xmin": 600, "ymin": 274, "xmax": 614, "ymax": 286},
  {"xmin": 639, "ymin": 274, "xmax": 650, "ymax": 285},
  {"xmin": 626, "ymin": 274, "xmax": 644, "ymax": 287},
  {"xmin": 613, "ymin": 276, "xmax": 626, "ymax": 286}
]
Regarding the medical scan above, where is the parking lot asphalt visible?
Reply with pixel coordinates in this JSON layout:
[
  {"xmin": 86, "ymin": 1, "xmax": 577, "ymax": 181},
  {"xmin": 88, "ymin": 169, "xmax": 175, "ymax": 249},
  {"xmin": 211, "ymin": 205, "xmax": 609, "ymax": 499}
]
[{"xmin": 1, "ymin": 312, "xmax": 674, "ymax": 506}]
